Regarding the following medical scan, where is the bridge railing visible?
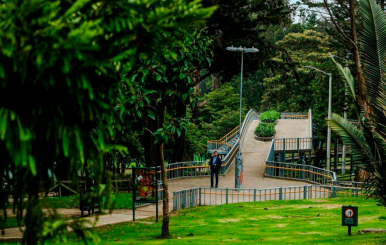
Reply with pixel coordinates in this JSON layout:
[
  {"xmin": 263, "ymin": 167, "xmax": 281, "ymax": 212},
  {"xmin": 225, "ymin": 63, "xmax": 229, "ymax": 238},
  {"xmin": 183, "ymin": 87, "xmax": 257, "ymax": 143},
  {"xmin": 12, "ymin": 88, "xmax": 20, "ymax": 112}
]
[
  {"xmin": 273, "ymin": 138, "xmax": 312, "ymax": 152},
  {"xmin": 219, "ymin": 125, "xmax": 240, "ymax": 143},
  {"xmin": 173, "ymin": 184, "xmax": 363, "ymax": 210},
  {"xmin": 279, "ymin": 112, "xmax": 308, "ymax": 119},
  {"xmin": 265, "ymin": 161, "xmax": 336, "ymax": 185},
  {"xmin": 264, "ymin": 137, "xmax": 337, "ymax": 185}
]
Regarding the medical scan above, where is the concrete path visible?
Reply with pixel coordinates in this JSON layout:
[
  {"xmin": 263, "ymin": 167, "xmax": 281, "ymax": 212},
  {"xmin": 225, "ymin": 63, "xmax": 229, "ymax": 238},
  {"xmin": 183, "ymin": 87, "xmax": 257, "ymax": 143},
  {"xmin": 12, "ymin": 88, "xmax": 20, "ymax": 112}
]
[{"xmin": 0, "ymin": 119, "xmax": 312, "ymax": 241}]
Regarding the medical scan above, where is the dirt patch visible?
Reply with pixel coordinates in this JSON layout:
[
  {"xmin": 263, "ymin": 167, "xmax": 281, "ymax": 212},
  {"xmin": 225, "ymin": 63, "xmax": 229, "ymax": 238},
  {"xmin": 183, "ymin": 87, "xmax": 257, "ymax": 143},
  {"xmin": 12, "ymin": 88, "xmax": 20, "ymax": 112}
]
[
  {"xmin": 291, "ymin": 204, "xmax": 341, "ymax": 210},
  {"xmin": 298, "ymin": 232, "xmax": 323, "ymax": 235},
  {"xmin": 275, "ymin": 224, "xmax": 287, "ymax": 228},
  {"xmin": 266, "ymin": 215, "xmax": 284, "ymax": 219},
  {"xmin": 361, "ymin": 216, "xmax": 380, "ymax": 222},
  {"xmin": 309, "ymin": 199, "xmax": 328, "ymax": 203},
  {"xmin": 218, "ymin": 218, "xmax": 240, "ymax": 223}
]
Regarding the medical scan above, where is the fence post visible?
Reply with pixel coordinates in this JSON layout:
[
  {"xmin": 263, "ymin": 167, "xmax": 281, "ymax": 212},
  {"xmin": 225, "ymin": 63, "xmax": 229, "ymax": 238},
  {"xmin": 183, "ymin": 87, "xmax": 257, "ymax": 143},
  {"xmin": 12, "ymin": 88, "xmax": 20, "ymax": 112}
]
[
  {"xmin": 191, "ymin": 189, "xmax": 194, "ymax": 207},
  {"xmin": 304, "ymin": 186, "xmax": 307, "ymax": 199},
  {"xmin": 226, "ymin": 188, "xmax": 229, "ymax": 204},
  {"xmin": 356, "ymin": 187, "xmax": 359, "ymax": 197},
  {"xmin": 199, "ymin": 188, "xmax": 201, "ymax": 206},
  {"xmin": 331, "ymin": 186, "xmax": 336, "ymax": 198},
  {"xmin": 254, "ymin": 189, "xmax": 257, "ymax": 202},
  {"xmin": 183, "ymin": 190, "xmax": 186, "ymax": 208},
  {"xmin": 279, "ymin": 187, "xmax": 283, "ymax": 200},
  {"xmin": 173, "ymin": 192, "xmax": 177, "ymax": 210},
  {"xmin": 283, "ymin": 139, "xmax": 286, "ymax": 160}
]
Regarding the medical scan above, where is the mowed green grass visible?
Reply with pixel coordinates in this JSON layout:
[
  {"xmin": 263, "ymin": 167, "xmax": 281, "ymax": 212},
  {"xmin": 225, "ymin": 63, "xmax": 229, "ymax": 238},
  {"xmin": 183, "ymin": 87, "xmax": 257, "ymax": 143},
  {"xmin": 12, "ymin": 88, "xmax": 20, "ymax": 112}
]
[
  {"xmin": 1, "ymin": 193, "xmax": 132, "ymax": 229},
  {"xmin": 60, "ymin": 197, "xmax": 386, "ymax": 244},
  {"xmin": 44, "ymin": 192, "xmax": 133, "ymax": 209},
  {"xmin": 2, "ymin": 197, "xmax": 385, "ymax": 244}
]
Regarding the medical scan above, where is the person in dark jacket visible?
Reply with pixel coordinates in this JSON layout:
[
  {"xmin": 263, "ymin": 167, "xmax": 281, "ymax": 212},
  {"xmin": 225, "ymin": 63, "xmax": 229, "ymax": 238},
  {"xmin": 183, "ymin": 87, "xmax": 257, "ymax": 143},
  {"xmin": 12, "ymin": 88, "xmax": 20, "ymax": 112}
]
[{"xmin": 209, "ymin": 151, "xmax": 222, "ymax": 188}]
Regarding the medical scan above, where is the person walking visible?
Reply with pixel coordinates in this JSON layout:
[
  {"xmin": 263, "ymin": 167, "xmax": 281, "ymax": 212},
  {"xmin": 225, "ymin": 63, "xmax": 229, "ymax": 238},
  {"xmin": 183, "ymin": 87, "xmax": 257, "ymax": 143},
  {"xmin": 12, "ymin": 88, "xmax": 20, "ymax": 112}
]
[{"xmin": 209, "ymin": 151, "xmax": 222, "ymax": 188}]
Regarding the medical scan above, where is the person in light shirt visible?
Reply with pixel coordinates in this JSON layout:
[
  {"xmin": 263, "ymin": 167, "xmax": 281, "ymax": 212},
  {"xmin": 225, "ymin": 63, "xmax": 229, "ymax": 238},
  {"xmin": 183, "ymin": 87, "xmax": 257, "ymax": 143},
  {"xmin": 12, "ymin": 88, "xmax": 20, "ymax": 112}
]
[{"xmin": 209, "ymin": 151, "xmax": 222, "ymax": 188}]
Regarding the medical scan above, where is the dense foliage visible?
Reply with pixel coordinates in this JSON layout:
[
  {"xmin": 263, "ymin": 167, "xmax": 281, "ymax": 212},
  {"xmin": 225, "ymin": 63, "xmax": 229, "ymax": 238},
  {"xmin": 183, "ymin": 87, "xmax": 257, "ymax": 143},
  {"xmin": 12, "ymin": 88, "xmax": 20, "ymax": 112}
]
[
  {"xmin": 254, "ymin": 123, "xmax": 276, "ymax": 137},
  {"xmin": 327, "ymin": 0, "xmax": 386, "ymax": 206},
  {"xmin": 185, "ymin": 84, "xmax": 247, "ymax": 156},
  {"xmin": 260, "ymin": 111, "xmax": 280, "ymax": 123},
  {"xmin": 0, "ymin": 0, "xmax": 214, "ymax": 242}
]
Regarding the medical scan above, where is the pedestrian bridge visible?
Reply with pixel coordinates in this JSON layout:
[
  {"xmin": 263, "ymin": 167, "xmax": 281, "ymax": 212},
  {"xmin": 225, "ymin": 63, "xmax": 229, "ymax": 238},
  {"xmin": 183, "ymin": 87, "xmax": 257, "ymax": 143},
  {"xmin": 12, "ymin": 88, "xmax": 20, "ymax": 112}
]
[{"xmin": 165, "ymin": 109, "xmax": 337, "ymax": 195}]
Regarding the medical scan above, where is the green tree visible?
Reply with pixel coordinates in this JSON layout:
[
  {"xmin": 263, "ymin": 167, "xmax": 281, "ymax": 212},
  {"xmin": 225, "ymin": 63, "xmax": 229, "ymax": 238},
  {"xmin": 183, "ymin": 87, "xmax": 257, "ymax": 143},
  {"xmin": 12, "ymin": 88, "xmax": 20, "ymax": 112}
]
[
  {"xmin": 327, "ymin": 0, "xmax": 386, "ymax": 205},
  {"xmin": 186, "ymin": 84, "xmax": 247, "ymax": 155},
  {"xmin": 121, "ymin": 23, "xmax": 216, "ymax": 236},
  {"xmin": 0, "ymin": 0, "xmax": 214, "ymax": 242},
  {"xmin": 261, "ymin": 28, "xmax": 347, "ymax": 138},
  {"xmin": 201, "ymin": 0, "xmax": 292, "ymax": 84}
]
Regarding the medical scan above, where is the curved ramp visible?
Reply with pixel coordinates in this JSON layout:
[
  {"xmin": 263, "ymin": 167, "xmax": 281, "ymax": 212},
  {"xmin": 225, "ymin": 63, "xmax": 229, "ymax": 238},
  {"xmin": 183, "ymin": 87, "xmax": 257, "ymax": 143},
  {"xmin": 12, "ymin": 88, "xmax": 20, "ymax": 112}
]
[
  {"xmin": 169, "ymin": 115, "xmax": 312, "ymax": 191},
  {"xmin": 240, "ymin": 119, "xmax": 311, "ymax": 188}
]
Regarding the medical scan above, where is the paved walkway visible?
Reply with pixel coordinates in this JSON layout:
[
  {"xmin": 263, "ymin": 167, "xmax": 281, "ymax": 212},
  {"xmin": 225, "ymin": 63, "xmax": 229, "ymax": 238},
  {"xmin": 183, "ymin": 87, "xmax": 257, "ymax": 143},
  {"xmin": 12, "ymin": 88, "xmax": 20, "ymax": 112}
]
[{"xmin": 0, "ymin": 119, "xmax": 312, "ymax": 241}]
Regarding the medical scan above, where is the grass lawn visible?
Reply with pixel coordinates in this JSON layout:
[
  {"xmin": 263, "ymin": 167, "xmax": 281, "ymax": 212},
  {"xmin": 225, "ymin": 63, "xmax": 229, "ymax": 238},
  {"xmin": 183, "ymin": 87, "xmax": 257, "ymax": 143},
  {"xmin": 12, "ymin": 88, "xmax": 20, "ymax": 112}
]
[
  {"xmin": 1, "ymin": 193, "xmax": 132, "ymax": 229},
  {"xmin": 44, "ymin": 192, "xmax": 133, "ymax": 209},
  {"xmin": 59, "ymin": 196, "xmax": 386, "ymax": 244},
  {"xmin": 0, "ymin": 217, "xmax": 23, "ymax": 229}
]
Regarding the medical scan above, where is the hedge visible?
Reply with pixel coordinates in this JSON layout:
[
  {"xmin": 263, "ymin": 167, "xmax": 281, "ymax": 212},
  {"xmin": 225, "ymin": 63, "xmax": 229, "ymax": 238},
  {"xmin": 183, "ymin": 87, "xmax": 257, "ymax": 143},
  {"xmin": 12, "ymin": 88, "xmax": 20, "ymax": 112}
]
[
  {"xmin": 260, "ymin": 110, "xmax": 280, "ymax": 123},
  {"xmin": 254, "ymin": 122, "xmax": 276, "ymax": 137}
]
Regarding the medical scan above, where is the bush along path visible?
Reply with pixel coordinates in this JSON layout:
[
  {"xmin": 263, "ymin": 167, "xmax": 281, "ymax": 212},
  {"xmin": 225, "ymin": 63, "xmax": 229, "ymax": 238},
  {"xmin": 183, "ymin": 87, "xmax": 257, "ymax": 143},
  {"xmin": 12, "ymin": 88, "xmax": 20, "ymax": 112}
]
[{"xmin": 254, "ymin": 111, "xmax": 280, "ymax": 141}]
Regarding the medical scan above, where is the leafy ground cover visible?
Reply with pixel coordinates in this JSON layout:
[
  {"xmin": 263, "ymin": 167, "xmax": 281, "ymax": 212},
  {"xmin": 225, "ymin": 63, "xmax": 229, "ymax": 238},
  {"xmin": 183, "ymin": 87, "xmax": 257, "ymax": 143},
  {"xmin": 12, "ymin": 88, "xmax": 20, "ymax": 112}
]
[{"xmin": 2, "ymin": 196, "xmax": 381, "ymax": 245}]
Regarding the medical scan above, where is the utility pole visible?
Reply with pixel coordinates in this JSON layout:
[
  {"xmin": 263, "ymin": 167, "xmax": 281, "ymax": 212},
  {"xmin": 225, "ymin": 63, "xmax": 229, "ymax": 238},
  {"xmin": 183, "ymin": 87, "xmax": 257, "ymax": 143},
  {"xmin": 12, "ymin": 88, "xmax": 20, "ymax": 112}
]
[
  {"xmin": 226, "ymin": 46, "xmax": 259, "ymax": 188},
  {"xmin": 341, "ymin": 52, "xmax": 352, "ymax": 174}
]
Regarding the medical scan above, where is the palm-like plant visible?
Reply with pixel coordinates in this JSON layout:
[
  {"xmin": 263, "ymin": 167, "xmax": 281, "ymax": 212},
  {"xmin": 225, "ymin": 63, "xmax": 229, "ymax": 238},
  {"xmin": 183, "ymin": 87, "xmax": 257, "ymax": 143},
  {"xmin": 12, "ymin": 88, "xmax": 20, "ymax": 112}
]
[{"xmin": 327, "ymin": 0, "xmax": 386, "ymax": 205}]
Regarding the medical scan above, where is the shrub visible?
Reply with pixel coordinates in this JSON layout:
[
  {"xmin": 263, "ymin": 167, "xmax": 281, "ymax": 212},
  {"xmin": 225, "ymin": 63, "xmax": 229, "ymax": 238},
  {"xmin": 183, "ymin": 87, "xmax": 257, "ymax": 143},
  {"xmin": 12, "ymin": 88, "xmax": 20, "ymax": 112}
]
[
  {"xmin": 260, "ymin": 110, "xmax": 280, "ymax": 123},
  {"xmin": 254, "ymin": 123, "xmax": 276, "ymax": 137}
]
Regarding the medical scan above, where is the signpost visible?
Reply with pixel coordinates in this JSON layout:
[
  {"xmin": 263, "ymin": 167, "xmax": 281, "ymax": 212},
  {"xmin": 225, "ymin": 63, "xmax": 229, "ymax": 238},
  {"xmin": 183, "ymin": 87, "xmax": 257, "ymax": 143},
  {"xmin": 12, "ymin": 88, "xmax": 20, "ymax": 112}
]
[
  {"xmin": 342, "ymin": 206, "xmax": 358, "ymax": 235},
  {"xmin": 132, "ymin": 166, "xmax": 160, "ymax": 222}
]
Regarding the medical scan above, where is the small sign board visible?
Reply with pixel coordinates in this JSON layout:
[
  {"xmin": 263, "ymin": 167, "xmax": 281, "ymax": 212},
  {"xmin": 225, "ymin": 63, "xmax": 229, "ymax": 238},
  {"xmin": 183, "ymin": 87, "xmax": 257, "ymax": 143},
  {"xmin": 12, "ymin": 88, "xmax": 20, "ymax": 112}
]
[
  {"xmin": 342, "ymin": 206, "xmax": 358, "ymax": 235},
  {"xmin": 132, "ymin": 166, "xmax": 160, "ymax": 222}
]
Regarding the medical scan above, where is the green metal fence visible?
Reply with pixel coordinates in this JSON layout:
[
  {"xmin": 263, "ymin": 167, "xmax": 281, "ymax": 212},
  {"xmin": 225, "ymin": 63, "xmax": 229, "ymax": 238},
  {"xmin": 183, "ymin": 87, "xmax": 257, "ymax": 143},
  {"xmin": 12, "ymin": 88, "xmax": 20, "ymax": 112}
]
[{"xmin": 173, "ymin": 184, "xmax": 363, "ymax": 210}]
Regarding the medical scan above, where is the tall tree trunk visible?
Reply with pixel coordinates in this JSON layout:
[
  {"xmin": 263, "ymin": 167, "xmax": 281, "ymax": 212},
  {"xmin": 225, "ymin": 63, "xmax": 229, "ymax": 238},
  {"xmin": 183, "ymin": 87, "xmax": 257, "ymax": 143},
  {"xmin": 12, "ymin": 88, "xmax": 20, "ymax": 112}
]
[
  {"xmin": 142, "ymin": 118, "xmax": 157, "ymax": 167},
  {"xmin": 349, "ymin": 0, "xmax": 370, "ymax": 117},
  {"xmin": 156, "ymin": 103, "xmax": 169, "ymax": 237},
  {"xmin": 172, "ymin": 96, "xmax": 187, "ymax": 163}
]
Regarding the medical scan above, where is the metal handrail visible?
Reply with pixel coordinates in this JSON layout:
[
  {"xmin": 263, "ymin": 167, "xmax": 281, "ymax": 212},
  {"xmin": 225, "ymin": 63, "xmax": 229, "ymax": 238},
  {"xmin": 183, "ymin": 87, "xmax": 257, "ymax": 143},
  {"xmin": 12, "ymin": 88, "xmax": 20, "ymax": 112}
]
[
  {"xmin": 219, "ymin": 125, "xmax": 240, "ymax": 142},
  {"xmin": 173, "ymin": 184, "xmax": 363, "ymax": 210},
  {"xmin": 264, "ymin": 136, "xmax": 338, "ymax": 184}
]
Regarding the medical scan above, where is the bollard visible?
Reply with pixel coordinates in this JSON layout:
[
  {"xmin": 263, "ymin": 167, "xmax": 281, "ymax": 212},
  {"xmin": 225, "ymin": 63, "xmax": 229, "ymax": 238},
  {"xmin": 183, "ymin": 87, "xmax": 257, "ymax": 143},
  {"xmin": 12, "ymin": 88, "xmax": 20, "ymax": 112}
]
[{"xmin": 226, "ymin": 188, "xmax": 229, "ymax": 204}]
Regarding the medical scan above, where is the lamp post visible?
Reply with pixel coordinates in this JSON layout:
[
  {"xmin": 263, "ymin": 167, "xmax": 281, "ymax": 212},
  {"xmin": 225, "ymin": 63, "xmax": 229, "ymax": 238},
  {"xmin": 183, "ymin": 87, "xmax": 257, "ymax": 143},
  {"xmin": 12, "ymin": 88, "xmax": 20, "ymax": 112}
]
[
  {"xmin": 303, "ymin": 66, "xmax": 333, "ymax": 170},
  {"xmin": 226, "ymin": 46, "xmax": 259, "ymax": 188},
  {"xmin": 332, "ymin": 53, "xmax": 352, "ymax": 174}
]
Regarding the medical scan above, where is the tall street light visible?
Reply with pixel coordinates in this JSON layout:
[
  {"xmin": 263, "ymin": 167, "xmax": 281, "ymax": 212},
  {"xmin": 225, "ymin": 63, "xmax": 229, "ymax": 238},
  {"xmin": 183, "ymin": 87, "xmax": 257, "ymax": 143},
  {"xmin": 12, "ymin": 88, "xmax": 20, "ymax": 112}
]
[
  {"xmin": 332, "ymin": 53, "xmax": 352, "ymax": 174},
  {"xmin": 303, "ymin": 66, "xmax": 333, "ymax": 170},
  {"xmin": 226, "ymin": 46, "xmax": 259, "ymax": 188}
]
